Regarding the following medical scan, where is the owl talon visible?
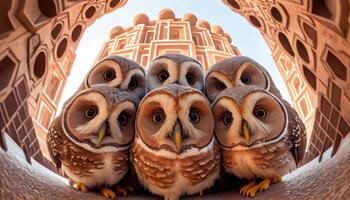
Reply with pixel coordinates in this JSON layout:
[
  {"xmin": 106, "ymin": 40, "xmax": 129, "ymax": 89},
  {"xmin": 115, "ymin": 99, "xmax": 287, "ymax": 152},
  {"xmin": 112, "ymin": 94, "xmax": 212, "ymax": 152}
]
[
  {"xmin": 73, "ymin": 182, "xmax": 88, "ymax": 192},
  {"xmin": 240, "ymin": 181, "xmax": 256, "ymax": 196},
  {"xmin": 272, "ymin": 176, "xmax": 282, "ymax": 184},
  {"xmin": 244, "ymin": 178, "xmax": 272, "ymax": 197},
  {"xmin": 100, "ymin": 187, "xmax": 116, "ymax": 199},
  {"xmin": 115, "ymin": 185, "xmax": 128, "ymax": 196}
]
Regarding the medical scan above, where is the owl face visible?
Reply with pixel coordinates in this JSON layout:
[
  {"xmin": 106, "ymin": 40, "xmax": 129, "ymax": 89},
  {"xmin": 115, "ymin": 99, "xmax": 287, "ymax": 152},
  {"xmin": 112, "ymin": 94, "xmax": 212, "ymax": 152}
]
[
  {"xmin": 147, "ymin": 54, "xmax": 204, "ymax": 92},
  {"xmin": 136, "ymin": 84, "xmax": 214, "ymax": 153},
  {"xmin": 212, "ymin": 87, "xmax": 287, "ymax": 149},
  {"xmin": 62, "ymin": 86, "xmax": 138, "ymax": 151},
  {"xmin": 84, "ymin": 56, "xmax": 146, "ymax": 99},
  {"xmin": 206, "ymin": 56, "xmax": 271, "ymax": 102}
]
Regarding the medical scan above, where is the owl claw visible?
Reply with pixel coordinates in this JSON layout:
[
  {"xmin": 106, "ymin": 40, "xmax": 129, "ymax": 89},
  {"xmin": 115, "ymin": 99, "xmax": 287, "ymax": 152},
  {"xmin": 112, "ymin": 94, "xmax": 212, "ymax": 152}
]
[
  {"xmin": 242, "ymin": 177, "xmax": 281, "ymax": 197},
  {"xmin": 240, "ymin": 181, "xmax": 257, "ymax": 197},
  {"xmin": 115, "ymin": 185, "xmax": 128, "ymax": 196},
  {"xmin": 73, "ymin": 182, "xmax": 88, "ymax": 192},
  {"xmin": 272, "ymin": 176, "xmax": 282, "ymax": 184},
  {"xmin": 100, "ymin": 187, "xmax": 116, "ymax": 199}
]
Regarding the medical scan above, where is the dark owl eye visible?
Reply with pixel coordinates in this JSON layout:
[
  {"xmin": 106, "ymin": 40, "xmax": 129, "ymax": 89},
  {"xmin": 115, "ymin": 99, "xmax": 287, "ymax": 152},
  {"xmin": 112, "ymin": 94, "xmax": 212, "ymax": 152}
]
[
  {"xmin": 186, "ymin": 74, "xmax": 195, "ymax": 85},
  {"xmin": 189, "ymin": 109, "xmax": 200, "ymax": 124},
  {"xmin": 128, "ymin": 77, "xmax": 138, "ymax": 90},
  {"xmin": 223, "ymin": 112, "xmax": 233, "ymax": 125},
  {"xmin": 118, "ymin": 111, "xmax": 129, "ymax": 126},
  {"xmin": 158, "ymin": 71, "xmax": 169, "ymax": 82},
  {"xmin": 254, "ymin": 107, "xmax": 267, "ymax": 120},
  {"xmin": 84, "ymin": 108, "xmax": 97, "ymax": 119},
  {"xmin": 152, "ymin": 112, "xmax": 165, "ymax": 124},
  {"xmin": 240, "ymin": 74, "xmax": 251, "ymax": 84},
  {"xmin": 103, "ymin": 70, "xmax": 115, "ymax": 81},
  {"xmin": 216, "ymin": 82, "xmax": 226, "ymax": 91}
]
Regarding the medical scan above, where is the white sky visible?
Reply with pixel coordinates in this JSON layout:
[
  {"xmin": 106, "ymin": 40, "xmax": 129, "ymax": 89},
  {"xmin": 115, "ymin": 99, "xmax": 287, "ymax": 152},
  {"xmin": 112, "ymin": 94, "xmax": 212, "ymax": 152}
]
[{"xmin": 56, "ymin": 0, "xmax": 291, "ymax": 115}]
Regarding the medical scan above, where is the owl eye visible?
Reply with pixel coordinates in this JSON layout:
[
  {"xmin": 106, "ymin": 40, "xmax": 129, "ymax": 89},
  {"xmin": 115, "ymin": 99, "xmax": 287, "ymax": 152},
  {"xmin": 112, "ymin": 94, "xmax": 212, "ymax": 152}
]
[
  {"xmin": 118, "ymin": 111, "xmax": 129, "ymax": 126},
  {"xmin": 158, "ymin": 71, "xmax": 169, "ymax": 82},
  {"xmin": 84, "ymin": 108, "xmax": 97, "ymax": 119},
  {"xmin": 103, "ymin": 70, "xmax": 115, "ymax": 81},
  {"xmin": 216, "ymin": 82, "xmax": 226, "ymax": 91},
  {"xmin": 223, "ymin": 112, "xmax": 233, "ymax": 125},
  {"xmin": 240, "ymin": 74, "xmax": 251, "ymax": 84},
  {"xmin": 254, "ymin": 107, "xmax": 267, "ymax": 120},
  {"xmin": 152, "ymin": 112, "xmax": 165, "ymax": 124},
  {"xmin": 186, "ymin": 73, "xmax": 195, "ymax": 85},
  {"xmin": 189, "ymin": 109, "xmax": 200, "ymax": 124},
  {"xmin": 128, "ymin": 77, "xmax": 138, "ymax": 90}
]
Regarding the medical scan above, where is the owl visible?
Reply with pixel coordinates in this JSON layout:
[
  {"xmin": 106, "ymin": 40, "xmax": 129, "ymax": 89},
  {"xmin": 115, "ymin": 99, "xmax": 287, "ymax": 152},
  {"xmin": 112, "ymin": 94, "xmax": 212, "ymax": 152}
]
[
  {"xmin": 131, "ymin": 84, "xmax": 220, "ymax": 200},
  {"xmin": 205, "ymin": 56, "xmax": 282, "ymax": 102},
  {"xmin": 79, "ymin": 55, "xmax": 146, "ymax": 100},
  {"xmin": 211, "ymin": 86, "xmax": 306, "ymax": 197},
  {"xmin": 147, "ymin": 54, "xmax": 205, "ymax": 92},
  {"xmin": 47, "ymin": 86, "xmax": 139, "ymax": 199}
]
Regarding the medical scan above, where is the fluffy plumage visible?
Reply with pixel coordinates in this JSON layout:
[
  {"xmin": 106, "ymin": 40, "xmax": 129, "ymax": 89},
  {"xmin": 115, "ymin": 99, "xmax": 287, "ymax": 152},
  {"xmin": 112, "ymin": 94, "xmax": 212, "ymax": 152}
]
[
  {"xmin": 212, "ymin": 87, "xmax": 306, "ymax": 197},
  {"xmin": 132, "ymin": 84, "xmax": 220, "ymax": 200},
  {"xmin": 205, "ymin": 56, "xmax": 282, "ymax": 102},
  {"xmin": 47, "ymin": 86, "xmax": 139, "ymax": 190},
  {"xmin": 78, "ymin": 55, "xmax": 146, "ymax": 100},
  {"xmin": 147, "ymin": 54, "xmax": 205, "ymax": 93}
]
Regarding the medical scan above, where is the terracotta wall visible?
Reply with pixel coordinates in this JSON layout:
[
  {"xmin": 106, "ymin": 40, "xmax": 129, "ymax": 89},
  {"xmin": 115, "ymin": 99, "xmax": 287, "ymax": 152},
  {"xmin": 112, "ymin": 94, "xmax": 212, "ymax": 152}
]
[{"xmin": 99, "ymin": 10, "xmax": 240, "ymax": 71}]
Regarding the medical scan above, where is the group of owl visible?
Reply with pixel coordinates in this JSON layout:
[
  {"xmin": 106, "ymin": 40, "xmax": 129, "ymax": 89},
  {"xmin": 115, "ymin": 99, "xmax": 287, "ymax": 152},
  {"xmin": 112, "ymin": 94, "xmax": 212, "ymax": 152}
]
[{"xmin": 47, "ymin": 54, "xmax": 306, "ymax": 199}]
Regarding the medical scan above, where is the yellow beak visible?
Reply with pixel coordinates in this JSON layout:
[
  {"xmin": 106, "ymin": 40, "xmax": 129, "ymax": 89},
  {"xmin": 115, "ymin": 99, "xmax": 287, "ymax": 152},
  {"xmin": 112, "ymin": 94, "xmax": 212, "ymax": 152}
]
[
  {"xmin": 242, "ymin": 121, "xmax": 250, "ymax": 144},
  {"xmin": 174, "ymin": 122, "xmax": 182, "ymax": 152},
  {"xmin": 97, "ymin": 124, "xmax": 107, "ymax": 146}
]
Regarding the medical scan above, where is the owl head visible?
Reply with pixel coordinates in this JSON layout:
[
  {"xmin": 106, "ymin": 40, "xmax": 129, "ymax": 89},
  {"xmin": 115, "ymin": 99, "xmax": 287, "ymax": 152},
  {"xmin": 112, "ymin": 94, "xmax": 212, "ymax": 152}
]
[
  {"xmin": 205, "ymin": 56, "xmax": 281, "ymax": 102},
  {"xmin": 61, "ymin": 86, "xmax": 139, "ymax": 152},
  {"xmin": 212, "ymin": 86, "xmax": 288, "ymax": 150},
  {"xmin": 147, "ymin": 54, "xmax": 204, "ymax": 93},
  {"xmin": 80, "ymin": 55, "xmax": 146, "ymax": 100},
  {"xmin": 136, "ymin": 84, "xmax": 214, "ymax": 154}
]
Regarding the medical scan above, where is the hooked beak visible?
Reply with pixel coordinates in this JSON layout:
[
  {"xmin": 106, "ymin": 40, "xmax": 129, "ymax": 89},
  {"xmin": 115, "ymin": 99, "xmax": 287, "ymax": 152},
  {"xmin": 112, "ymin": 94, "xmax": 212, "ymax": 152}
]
[
  {"xmin": 97, "ymin": 123, "xmax": 107, "ymax": 146},
  {"xmin": 173, "ymin": 120, "xmax": 182, "ymax": 153},
  {"xmin": 242, "ymin": 120, "xmax": 250, "ymax": 144}
]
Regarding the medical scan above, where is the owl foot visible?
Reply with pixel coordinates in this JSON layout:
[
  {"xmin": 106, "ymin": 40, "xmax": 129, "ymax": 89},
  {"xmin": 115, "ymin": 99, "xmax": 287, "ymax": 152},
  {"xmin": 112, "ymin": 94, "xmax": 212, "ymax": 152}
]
[
  {"xmin": 73, "ymin": 182, "xmax": 88, "ymax": 192},
  {"xmin": 242, "ymin": 177, "xmax": 281, "ymax": 198},
  {"xmin": 272, "ymin": 176, "xmax": 282, "ymax": 184},
  {"xmin": 100, "ymin": 187, "xmax": 116, "ymax": 199},
  {"xmin": 240, "ymin": 181, "xmax": 257, "ymax": 196},
  {"xmin": 115, "ymin": 185, "xmax": 129, "ymax": 196}
]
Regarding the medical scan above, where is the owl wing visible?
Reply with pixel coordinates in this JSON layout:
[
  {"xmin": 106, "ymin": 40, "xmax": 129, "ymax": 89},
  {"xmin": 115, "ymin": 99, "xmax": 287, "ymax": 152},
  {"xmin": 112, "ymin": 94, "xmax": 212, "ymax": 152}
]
[
  {"xmin": 132, "ymin": 143, "xmax": 176, "ymax": 189},
  {"xmin": 46, "ymin": 118, "xmax": 104, "ymax": 176},
  {"xmin": 180, "ymin": 144, "xmax": 220, "ymax": 185},
  {"xmin": 282, "ymin": 100, "xmax": 307, "ymax": 166}
]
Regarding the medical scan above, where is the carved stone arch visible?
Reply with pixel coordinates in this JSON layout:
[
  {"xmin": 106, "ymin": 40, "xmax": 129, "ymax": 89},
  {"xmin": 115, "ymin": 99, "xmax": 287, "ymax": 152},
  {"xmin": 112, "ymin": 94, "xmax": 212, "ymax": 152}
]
[
  {"xmin": 310, "ymin": 0, "xmax": 349, "ymax": 36},
  {"xmin": 54, "ymin": 35, "xmax": 69, "ymax": 60},
  {"xmin": 105, "ymin": 0, "xmax": 127, "ymax": 13},
  {"xmin": 0, "ymin": 49, "xmax": 19, "ymax": 101},
  {"xmin": 70, "ymin": 23, "xmax": 85, "ymax": 44},
  {"xmin": 321, "ymin": 46, "xmax": 348, "ymax": 83},
  {"xmin": 246, "ymin": 13, "xmax": 265, "ymax": 32},
  {"xmin": 298, "ymin": 14, "xmax": 318, "ymax": 48},
  {"xmin": 0, "ymin": 1, "xmax": 15, "ymax": 39},
  {"xmin": 29, "ymin": 45, "xmax": 49, "ymax": 84},
  {"xmin": 276, "ymin": 31, "xmax": 295, "ymax": 58},
  {"xmin": 292, "ymin": 35, "xmax": 316, "ymax": 70},
  {"xmin": 269, "ymin": 3, "xmax": 290, "ymax": 29},
  {"xmin": 17, "ymin": 0, "xmax": 60, "ymax": 31}
]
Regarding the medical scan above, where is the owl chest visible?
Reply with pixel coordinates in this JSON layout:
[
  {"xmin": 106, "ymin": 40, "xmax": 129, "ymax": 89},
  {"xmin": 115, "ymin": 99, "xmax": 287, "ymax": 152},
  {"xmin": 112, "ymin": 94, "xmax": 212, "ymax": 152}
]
[
  {"xmin": 223, "ymin": 146, "xmax": 295, "ymax": 179},
  {"xmin": 133, "ymin": 143, "xmax": 220, "ymax": 198},
  {"xmin": 63, "ymin": 152, "xmax": 129, "ymax": 188}
]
